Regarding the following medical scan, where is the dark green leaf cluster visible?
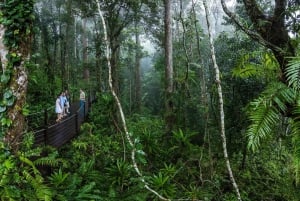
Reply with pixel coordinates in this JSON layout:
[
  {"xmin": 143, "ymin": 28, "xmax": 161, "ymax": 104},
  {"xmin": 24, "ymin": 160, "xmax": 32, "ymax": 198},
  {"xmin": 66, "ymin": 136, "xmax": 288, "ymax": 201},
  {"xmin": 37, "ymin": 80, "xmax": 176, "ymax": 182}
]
[{"xmin": 0, "ymin": 0, "xmax": 35, "ymax": 49}]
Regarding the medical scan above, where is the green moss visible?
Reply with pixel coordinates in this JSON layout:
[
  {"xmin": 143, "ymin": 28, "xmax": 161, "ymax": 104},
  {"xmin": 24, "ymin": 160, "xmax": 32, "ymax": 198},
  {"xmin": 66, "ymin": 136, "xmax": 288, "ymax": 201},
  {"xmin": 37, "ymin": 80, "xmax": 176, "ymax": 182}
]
[{"xmin": 0, "ymin": 1, "xmax": 35, "ymax": 139}]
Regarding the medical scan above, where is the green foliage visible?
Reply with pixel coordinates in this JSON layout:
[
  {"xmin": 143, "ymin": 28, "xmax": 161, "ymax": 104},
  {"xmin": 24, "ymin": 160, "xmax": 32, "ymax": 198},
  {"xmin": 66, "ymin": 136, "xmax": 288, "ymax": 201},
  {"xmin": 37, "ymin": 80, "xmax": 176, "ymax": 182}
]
[
  {"xmin": 88, "ymin": 92, "xmax": 116, "ymax": 133},
  {"xmin": 232, "ymin": 51, "xmax": 279, "ymax": 81},
  {"xmin": 244, "ymin": 56, "xmax": 300, "ymax": 189},
  {"xmin": 238, "ymin": 143, "xmax": 300, "ymax": 201},
  {"xmin": 286, "ymin": 56, "xmax": 300, "ymax": 91},
  {"xmin": 246, "ymin": 82, "xmax": 296, "ymax": 151},
  {"xmin": 149, "ymin": 172, "xmax": 176, "ymax": 199},
  {"xmin": 0, "ymin": 0, "xmax": 35, "ymax": 49},
  {"xmin": 0, "ymin": 133, "xmax": 53, "ymax": 200}
]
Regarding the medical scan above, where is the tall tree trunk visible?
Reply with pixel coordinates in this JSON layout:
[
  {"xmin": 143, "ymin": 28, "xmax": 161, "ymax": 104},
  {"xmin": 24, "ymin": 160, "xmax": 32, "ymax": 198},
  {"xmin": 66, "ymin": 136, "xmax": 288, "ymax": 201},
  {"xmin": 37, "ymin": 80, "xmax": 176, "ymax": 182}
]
[
  {"xmin": 65, "ymin": 0, "xmax": 74, "ymax": 89},
  {"xmin": 178, "ymin": 0, "xmax": 191, "ymax": 129},
  {"xmin": 58, "ymin": 6, "xmax": 66, "ymax": 91},
  {"xmin": 164, "ymin": 0, "xmax": 175, "ymax": 134},
  {"xmin": 134, "ymin": 20, "xmax": 141, "ymax": 113},
  {"xmin": 110, "ymin": 38, "xmax": 120, "ymax": 95},
  {"xmin": 203, "ymin": 1, "xmax": 242, "ymax": 200},
  {"xmin": 94, "ymin": 23, "xmax": 103, "ymax": 92},
  {"xmin": 82, "ymin": 19, "xmax": 90, "ymax": 81},
  {"xmin": 0, "ymin": 1, "xmax": 34, "ymax": 151},
  {"xmin": 191, "ymin": 0, "xmax": 213, "ymax": 180}
]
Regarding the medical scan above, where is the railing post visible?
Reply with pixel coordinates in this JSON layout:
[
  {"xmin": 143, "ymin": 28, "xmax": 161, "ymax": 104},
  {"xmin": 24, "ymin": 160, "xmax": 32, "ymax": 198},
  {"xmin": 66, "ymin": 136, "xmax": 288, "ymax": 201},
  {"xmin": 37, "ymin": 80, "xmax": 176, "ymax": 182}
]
[
  {"xmin": 75, "ymin": 111, "xmax": 79, "ymax": 134},
  {"xmin": 44, "ymin": 109, "xmax": 48, "ymax": 146},
  {"xmin": 83, "ymin": 102, "xmax": 86, "ymax": 121},
  {"xmin": 44, "ymin": 109, "xmax": 48, "ymax": 126}
]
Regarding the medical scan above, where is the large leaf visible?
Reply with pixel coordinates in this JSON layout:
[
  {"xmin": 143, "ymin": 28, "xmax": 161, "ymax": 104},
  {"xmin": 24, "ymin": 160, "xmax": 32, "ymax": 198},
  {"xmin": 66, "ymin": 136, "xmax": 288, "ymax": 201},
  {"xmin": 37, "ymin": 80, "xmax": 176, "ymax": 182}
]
[
  {"xmin": 0, "ymin": 106, "xmax": 6, "ymax": 113},
  {"xmin": 286, "ymin": 56, "xmax": 300, "ymax": 91},
  {"xmin": 246, "ymin": 82, "xmax": 296, "ymax": 151},
  {"xmin": 0, "ymin": 73, "xmax": 10, "ymax": 84},
  {"xmin": 3, "ymin": 90, "xmax": 13, "ymax": 99}
]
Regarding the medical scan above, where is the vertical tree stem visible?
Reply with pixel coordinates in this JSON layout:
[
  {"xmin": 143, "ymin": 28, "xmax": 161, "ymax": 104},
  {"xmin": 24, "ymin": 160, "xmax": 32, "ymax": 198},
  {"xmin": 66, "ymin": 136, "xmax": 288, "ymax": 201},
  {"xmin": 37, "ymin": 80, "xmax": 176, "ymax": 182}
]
[
  {"xmin": 95, "ymin": 1, "xmax": 170, "ymax": 200},
  {"xmin": 203, "ymin": 0, "xmax": 242, "ymax": 200}
]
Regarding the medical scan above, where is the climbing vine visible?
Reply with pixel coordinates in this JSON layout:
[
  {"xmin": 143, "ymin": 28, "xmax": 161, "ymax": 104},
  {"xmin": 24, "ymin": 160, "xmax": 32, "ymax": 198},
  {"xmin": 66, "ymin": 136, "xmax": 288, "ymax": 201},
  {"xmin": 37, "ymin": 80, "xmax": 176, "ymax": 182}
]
[{"xmin": 0, "ymin": 0, "xmax": 35, "ymax": 143}]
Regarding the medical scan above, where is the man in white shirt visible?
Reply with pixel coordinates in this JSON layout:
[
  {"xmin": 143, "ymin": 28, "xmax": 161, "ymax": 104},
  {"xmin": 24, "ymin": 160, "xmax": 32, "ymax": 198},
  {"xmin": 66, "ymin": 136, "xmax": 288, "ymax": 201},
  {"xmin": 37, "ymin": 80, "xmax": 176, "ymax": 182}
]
[{"xmin": 79, "ymin": 89, "xmax": 86, "ymax": 116}]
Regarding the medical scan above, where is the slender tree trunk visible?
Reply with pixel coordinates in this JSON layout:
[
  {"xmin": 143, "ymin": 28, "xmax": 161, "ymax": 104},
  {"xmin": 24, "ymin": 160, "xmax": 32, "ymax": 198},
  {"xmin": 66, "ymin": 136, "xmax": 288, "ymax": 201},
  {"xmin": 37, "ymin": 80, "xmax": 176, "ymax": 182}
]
[
  {"xmin": 96, "ymin": 1, "xmax": 170, "ymax": 200},
  {"xmin": 203, "ymin": 1, "xmax": 242, "ymax": 200},
  {"xmin": 191, "ymin": 0, "xmax": 213, "ymax": 180},
  {"xmin": 94, "ymin": 24, "xmax": 103, "ymax": 92},
  {"xmin": 58, "ymin": 6, "xmax": 66, "ymax": 91},
  {"xmin": 134, "ymin": 20, "xmax": 141, "ymax": 113},
  {"xmin": 52, "ymin": 20, "xmax": 58, "ymax": 82},
  {"xmin": 110, "ymin": 38, "xmax": 120, "ymax": 95},
  {"xmin": 164, "ymin": 0, "xmax": 175, "ymax": 134},
  {"xmin": 178, "ymin": 0, "xmax": 191, "ymax": 129},
  {"xmin": 82, "ymin": 19, "xmax": 90, "ymax": 81},
  {"xmin": 65, "ymin": 0, "xmax": 74, "ymax": 89}
]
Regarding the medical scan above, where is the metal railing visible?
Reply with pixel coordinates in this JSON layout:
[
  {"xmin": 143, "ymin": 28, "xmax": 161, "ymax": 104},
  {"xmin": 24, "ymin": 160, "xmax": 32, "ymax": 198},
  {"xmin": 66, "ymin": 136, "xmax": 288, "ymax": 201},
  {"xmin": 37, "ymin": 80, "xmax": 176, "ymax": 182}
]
[{"xmin": 27, "ymin": 94, "xmax": 95, "ymax": 148}]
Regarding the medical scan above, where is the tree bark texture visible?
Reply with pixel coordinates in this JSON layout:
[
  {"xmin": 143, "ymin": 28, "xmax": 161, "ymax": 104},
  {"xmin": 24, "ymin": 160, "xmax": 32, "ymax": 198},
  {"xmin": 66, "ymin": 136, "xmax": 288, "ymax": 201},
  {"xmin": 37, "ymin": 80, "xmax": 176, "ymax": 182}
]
[
  {"xmin": 164, "ymin": 0, "xmax": 175, "ymax": 134},
  {"xmin": 0, "ymin": 0, "xmax": 33, "ymax": 151}
]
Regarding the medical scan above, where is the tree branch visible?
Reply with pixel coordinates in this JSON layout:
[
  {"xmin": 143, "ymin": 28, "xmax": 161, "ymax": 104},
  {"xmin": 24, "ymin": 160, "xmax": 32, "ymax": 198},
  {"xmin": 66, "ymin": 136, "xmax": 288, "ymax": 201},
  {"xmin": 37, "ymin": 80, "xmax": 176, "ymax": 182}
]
[{"xmin": 220, "ymin": 0, "xmax": 284, "ymax": 53}]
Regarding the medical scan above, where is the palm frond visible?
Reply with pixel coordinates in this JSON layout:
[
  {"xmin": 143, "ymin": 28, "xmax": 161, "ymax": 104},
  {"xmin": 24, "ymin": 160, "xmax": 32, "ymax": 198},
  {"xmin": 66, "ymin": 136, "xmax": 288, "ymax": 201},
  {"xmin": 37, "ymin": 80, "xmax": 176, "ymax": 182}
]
[
  {"xmin": 22, "ymin": 169, "xmax": 53, "ymax": 200},
  {"xmin": 286, "ymin": 56, "xmax": 300, "ymax": 91},
  {"xmin": 34, "ymin": 156, "xmax": 66, "ymax": 168},
  {"xmin": 48, "ymin": 168, "xmax": 69, "ymax": 187},
  {"xmin": 247, "ymin": 102, "xmax": 280, "ymax": 151},
  {"xmin": 246, "ymin": 82, "xmax": 296, "ymax": 151}
]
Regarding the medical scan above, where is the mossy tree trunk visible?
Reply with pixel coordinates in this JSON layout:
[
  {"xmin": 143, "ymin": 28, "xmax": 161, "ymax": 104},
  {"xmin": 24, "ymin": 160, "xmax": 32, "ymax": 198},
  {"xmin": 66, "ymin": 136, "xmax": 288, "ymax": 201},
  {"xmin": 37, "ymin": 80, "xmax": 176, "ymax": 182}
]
[{"xmin": 0, "ymin": 1, "xmax": 35, "ymax": 151}]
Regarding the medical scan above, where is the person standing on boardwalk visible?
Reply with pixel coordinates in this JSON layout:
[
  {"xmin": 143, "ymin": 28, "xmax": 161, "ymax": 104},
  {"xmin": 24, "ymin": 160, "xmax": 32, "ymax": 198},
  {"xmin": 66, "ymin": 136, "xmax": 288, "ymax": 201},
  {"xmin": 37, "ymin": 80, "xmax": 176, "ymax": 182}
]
[
  {"xmin": 55, "ymin": 94, "xmax": 63, "ymax": 122},
  {"xmin": 79, "ymin": 89, "xmax": 86, "ymax": 116},
  {"xmin": 60, "ymin": 91, "xmax": 67, "ymax": 117},
  {"xmin": 65, "ymin": 89, "xmax": 70, "ymax": 114}
]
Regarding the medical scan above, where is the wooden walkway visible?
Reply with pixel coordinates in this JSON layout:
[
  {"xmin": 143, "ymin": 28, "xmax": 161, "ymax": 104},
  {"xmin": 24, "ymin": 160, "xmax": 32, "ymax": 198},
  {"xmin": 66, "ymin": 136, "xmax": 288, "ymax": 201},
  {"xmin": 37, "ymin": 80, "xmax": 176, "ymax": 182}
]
[{"xmin": 26, "ymin": 95, "xmax": 94, "ymax": 148}]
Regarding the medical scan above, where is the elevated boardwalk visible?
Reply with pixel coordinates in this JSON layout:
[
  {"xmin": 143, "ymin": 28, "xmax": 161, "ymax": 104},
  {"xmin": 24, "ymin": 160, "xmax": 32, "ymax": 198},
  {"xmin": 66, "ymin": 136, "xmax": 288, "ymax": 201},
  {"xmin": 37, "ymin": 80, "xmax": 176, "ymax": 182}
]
[{"xmin": 26, "ymin": 95, "xmax": 95, "ymax": 148}]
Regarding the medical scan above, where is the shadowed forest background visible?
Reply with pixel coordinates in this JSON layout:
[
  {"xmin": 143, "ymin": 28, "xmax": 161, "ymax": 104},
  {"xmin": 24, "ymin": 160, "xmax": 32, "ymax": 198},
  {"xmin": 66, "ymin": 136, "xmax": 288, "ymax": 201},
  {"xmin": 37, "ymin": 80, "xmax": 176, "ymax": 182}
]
[{"xmin": 0, "ymin": 0, "xmax": 300, "ymax": 200}]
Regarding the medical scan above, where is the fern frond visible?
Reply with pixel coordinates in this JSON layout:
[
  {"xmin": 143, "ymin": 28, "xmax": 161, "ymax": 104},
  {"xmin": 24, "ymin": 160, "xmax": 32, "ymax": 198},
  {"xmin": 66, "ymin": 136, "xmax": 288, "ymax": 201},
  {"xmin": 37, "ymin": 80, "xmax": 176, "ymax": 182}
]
[
  {"xmin": 286, "ymin": 56, "xmax": 300, "ymax": 91},
  {"xmin": 72, "ymin": 140, "xmax": 88, "ymax": 150},
  {"xmin": 75, "ymin": 182, "xmax": 101, "ymax": 200},
  {"xmin": 22, "ymin": 169, "xmax": 53, "ymax": 200},
  {"xmin": 246, "ymin": 82, "xmax": 296, "ymax": 151},
  {"xmin": 34, "ymin": 157, "xmax": 66, "ymax": 168},
  {"xmin": 247, "ymin": 103, "xmax": 280, "ymax": 151}
]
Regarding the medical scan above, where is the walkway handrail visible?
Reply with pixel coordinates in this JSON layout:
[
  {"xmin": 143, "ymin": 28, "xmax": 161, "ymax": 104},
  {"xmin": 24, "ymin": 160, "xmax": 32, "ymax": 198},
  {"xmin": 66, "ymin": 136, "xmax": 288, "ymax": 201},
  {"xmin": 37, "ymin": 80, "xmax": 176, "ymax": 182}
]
[{"xmin": 30, "ymin": 93, "xmax": 96, "ymax": 148}]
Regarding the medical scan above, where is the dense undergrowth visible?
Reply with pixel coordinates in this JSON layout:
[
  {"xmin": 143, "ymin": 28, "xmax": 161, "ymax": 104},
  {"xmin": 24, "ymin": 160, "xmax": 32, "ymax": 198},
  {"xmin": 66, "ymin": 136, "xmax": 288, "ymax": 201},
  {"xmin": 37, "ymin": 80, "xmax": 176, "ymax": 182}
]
[{"xmin": 1, "ymin": 93, "xmax": 300, "ymax": 200}]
